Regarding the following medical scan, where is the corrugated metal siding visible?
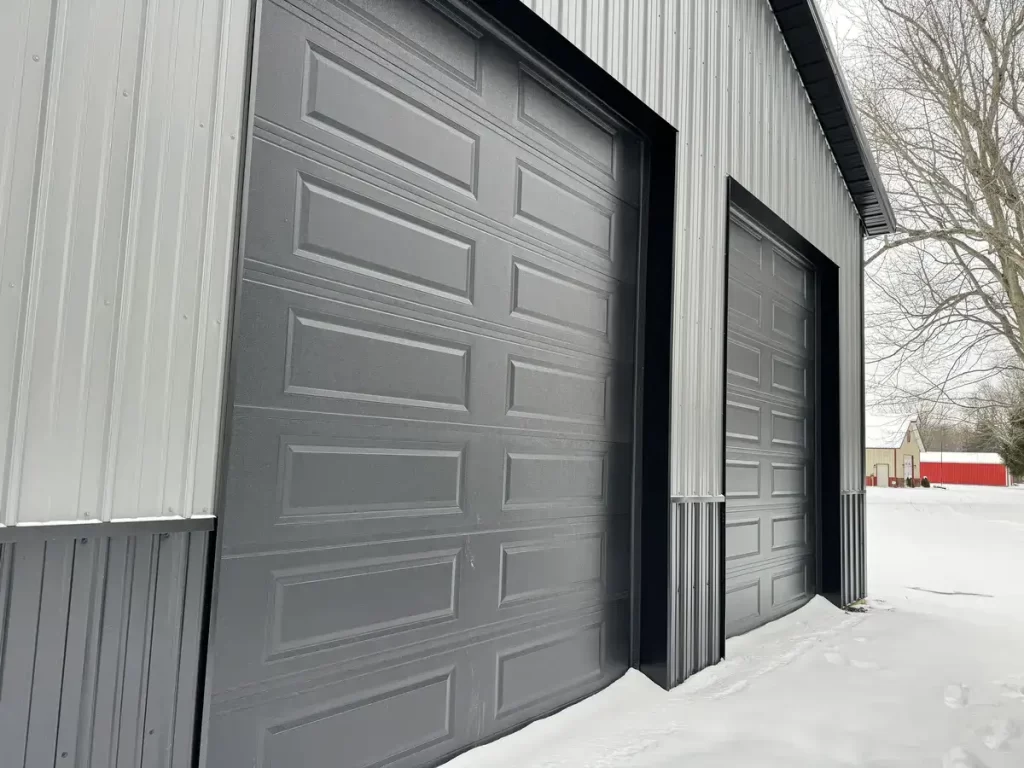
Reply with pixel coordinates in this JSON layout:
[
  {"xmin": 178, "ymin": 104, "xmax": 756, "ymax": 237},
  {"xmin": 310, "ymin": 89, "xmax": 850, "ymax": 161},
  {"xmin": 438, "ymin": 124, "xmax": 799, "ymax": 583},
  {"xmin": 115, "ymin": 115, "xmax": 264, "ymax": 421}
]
[
  {"xmin": 519, "ymin": 0, "xmax": 865, "ymax": 497},
  {"xmin": 0, "ymin": 530, "xmax": 210, "ymax": 767},
  {"xmin": 676, "ymin": 500, "xmax": 722, "ymax": 683},
  {"xmin": 840, "ymin": 492, "xmax": 866, "ymax": 605},
  {"xmin": 0, "ymin": 0, "xmax": 251, "ymax": 524}
]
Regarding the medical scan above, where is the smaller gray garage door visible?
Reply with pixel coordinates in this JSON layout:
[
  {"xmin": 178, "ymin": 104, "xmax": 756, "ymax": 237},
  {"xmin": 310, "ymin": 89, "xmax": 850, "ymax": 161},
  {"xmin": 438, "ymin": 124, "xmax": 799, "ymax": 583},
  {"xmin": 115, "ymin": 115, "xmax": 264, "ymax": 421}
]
[{"xmin": 725, "ymin": 213, "xmax": 817, "ymax": 637}]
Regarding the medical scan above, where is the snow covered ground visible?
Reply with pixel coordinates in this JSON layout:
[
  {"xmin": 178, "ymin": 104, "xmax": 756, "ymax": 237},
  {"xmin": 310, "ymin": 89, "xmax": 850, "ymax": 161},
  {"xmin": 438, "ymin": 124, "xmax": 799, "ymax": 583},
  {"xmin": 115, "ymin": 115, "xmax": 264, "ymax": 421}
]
[{"xmin": 445, "ymin": 486, "xmax": 1024, "ymax": 768}]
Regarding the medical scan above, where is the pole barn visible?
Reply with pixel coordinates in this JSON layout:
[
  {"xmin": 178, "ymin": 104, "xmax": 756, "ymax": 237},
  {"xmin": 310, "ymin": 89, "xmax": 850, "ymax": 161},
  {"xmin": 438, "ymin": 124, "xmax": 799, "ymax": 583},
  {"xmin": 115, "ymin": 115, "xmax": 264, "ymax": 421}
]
[{"xmin": 920, "ymin": 453, "xmax": 1010, "ymax": 487}]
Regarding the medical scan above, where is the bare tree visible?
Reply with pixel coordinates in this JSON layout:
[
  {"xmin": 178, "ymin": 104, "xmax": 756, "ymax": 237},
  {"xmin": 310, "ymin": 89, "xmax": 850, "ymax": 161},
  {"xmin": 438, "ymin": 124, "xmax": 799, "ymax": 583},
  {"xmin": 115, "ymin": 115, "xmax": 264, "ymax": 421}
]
[
  {"xmin": 841, "ymin": 0, "xmax": 1024, "ymax": 407},
  {"xmin": 974, "ymin": 373, "xmax": 1024, "ymax": 474}
]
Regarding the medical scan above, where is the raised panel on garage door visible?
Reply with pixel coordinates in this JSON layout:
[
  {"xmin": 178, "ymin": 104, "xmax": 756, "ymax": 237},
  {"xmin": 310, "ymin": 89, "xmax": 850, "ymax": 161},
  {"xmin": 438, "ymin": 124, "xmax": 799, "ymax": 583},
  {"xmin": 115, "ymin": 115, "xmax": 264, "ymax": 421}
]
[
  {"xmin": 206, "ymin": 1, "xmax": 645, "ymax": 766},
  {"xmin": 725, "ymin": 214, "xmax": 817, "ymax": 638}
]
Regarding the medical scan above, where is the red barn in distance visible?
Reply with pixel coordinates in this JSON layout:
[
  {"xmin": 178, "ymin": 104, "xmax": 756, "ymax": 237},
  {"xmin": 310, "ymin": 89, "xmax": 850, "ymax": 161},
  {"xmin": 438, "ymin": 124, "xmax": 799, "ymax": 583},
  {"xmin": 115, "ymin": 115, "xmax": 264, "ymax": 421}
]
[{"xmin": 920, "ymin": 452, "xmax": 1012, "ymax": 487}]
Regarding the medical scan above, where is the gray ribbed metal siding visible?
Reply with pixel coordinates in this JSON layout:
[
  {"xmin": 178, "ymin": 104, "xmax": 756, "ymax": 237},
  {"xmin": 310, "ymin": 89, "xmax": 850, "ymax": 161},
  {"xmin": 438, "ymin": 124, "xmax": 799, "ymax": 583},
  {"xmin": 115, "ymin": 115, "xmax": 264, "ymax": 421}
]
[
  {"xmin": 840, "ymin": 492, "xmax": 867, "ymax": 604},
  {"xmin": 0, "ymin": 531, "xmax": 209, "ymax": 767},
  {"xmin": 675, "ymin": 500, "xmax": 722, "ymax": 681},
  {"xmin": 519, "ymin": 0, "xmax": 865, "ymax": 499},
  {"xmin": 0, "ymin": 0, "xmax": 251, "ymax": 525}
]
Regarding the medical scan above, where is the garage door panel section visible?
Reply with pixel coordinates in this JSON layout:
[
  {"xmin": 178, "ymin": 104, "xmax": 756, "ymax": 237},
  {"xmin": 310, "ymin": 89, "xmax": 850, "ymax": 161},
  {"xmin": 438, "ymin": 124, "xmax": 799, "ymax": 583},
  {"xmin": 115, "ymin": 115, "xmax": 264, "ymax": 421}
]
[
  {"xmin": 207, "ymin": 606, "xmax": 626, "ymax": 768},
  {"xmin": 222, "ymin": 413, "xmax": 631, "ymax": 551},
  {"xmin": 208, "ymin": 653, "xmax": 468, "ymax": 768},
  {"xmin": 245, "ymin": 139, "xmax": 636, "ymax": 357},
  {"xmin": 257, "ymin": 0, "xmax": 639, "ymax": 210},
  {"xmin": 232, "ymin": 278, "xmax": 633, "ymax": 439},
  {"xmin": 213, "ymin": 518, "xmax": 628, "ymax": 696},
  {"xmin": 725, "ymin": 215, "xmax": 817, "ymax": 637},
  {"xmin": 725, "ymin": 555, "xmax": 815, "ymax": 637}
]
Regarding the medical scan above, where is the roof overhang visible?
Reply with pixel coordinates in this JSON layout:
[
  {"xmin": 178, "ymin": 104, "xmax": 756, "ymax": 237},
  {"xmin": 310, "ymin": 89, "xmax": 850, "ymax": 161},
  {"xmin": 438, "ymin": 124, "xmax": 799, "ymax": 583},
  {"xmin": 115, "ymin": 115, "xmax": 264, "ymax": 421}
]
[{"xmin": 769, "ymin": 0, "xmax": 897, "ymax": 235}]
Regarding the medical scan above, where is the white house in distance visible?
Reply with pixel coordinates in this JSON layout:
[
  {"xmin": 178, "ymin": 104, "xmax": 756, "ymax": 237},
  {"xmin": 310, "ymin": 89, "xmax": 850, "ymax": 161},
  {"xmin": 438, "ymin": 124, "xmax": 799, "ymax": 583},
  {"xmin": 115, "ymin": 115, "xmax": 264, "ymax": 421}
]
[{"xmin": 865, "ymin": 414, "xmax": 925, "ymax": 487}]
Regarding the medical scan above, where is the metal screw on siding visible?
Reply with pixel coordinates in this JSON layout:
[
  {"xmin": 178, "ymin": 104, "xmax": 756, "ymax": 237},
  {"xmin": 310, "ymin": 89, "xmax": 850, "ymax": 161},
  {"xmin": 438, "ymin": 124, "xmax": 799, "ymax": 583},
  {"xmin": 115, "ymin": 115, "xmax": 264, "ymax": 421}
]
[
  {"xmin": 60, "ymin": 752, "xmax": 68, "ymax": 759},
  {"xmin": 123, "ymin": 90, "xmax": 129, "ymax": 97},
  {"xmin": 148, "ymin": 729, "xmax": 155, "ymax": 736},
  {"xmin": 32, "ymin": 54, "xmax": 39, "ymax": 62}
]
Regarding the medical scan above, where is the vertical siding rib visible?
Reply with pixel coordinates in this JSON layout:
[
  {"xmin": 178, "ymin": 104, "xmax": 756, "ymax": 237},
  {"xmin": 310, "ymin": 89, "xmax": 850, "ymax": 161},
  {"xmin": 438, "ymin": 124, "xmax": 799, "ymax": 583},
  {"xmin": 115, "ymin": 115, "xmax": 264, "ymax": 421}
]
[
  {"xmin": 0, "ymin": 0, "xmax": 250, "ymax": 524},
  {"xmin": 0, "ymin": 531, "xmax": 209, "ymax": 768}
]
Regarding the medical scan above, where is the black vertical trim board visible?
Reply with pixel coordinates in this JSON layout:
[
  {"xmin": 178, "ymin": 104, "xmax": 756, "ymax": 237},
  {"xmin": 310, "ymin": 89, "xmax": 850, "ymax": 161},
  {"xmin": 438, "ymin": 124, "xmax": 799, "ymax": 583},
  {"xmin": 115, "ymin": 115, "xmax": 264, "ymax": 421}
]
[
  {"xmin": 860, "ymin": 226, "xmax": 866, "ymax": 489},
  {"xmin": 725, "ymin": 180, "xmax": 843, "ymax": 605},
  {"xmin": 636, "ymin": 131, "xmax": 677, "ymax": 689},
  {"xmin": 817, "ymin": 254, "xmax": 842, "ymax": 599},
  {"xmin": 720, "ymin": 180, "xmax": 733, "ymax": 662}
]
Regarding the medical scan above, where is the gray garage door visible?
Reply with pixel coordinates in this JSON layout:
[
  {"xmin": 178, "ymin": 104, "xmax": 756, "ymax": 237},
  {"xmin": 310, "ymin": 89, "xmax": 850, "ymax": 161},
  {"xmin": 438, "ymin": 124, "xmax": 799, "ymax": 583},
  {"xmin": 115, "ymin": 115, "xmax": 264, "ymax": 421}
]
[
  {"xmin": 206, "ymin": 1, "xmax": 644, "ymax": 765},
  {"xmin": 724, "ymin": 213, "xmax": 817, "ymax": 637}
]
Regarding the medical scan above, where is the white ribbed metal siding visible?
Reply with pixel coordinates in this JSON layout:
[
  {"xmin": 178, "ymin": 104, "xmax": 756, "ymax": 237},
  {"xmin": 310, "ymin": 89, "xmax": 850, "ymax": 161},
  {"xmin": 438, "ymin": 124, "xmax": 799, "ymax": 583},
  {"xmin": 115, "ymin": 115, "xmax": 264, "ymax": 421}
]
[
  {"xmin": 521, "ymin": 0, "xmax": 865, "ymax": 497},
  {"xmin": 0, "ymin": 0, "xmax": 251, "ymax": 524}
]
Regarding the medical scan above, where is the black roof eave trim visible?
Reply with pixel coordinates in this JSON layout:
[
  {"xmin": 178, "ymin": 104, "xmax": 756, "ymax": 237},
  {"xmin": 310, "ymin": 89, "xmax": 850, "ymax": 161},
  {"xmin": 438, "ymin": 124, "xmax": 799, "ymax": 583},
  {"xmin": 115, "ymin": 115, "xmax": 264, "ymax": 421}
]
[{"xmin": 769, "ymin": 0, "xmax": 896, "ymax": 235}]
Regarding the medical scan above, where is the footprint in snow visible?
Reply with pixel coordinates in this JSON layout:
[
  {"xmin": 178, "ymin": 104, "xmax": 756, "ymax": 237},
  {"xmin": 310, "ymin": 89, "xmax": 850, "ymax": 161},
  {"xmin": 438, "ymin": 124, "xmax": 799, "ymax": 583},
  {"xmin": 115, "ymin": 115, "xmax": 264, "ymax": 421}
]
[
  {"xmin": 850, "ymin": 659, "xmax": 881, "ymax": 671},
  {"xmin": 943, "ymin": 747, "xmax": 990, "ymax": 768},
  {"xmin": 941, "ymin": 746, "xmax": 987, "ymax": 768},
  {"xmin": 982, "ymin": 718, "xmax": 1020, "ymax": 751},
  {"xmin": 854, "ymin": 637, "xmax": 868, "ymax": 644},
  {"xmin": 944, "ymin": 684, "xmax": 969, "ymax": 709},
  {"xmin": 824, "ymin": 651, "xmax": 845, "ymax": 665},
  {"xmin": 996, "ymin": 680, "xmax": 1024, "ymax": 701},
  {"xmin": 714, "ymin": 680, "xmax": 749, "ymax": 697}
]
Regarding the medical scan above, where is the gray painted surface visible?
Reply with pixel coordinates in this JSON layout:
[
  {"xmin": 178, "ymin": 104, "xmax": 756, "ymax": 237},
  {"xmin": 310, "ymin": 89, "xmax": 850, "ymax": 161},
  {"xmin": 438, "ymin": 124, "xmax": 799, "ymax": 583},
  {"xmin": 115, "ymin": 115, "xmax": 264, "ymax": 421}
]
[
  {"xmin": 725, "ymin": 214, "xmax": 817, "ymax": 637},
  {"xmin": 206, "ymin": 0, "xmax": 642, "ymax": 764},
  {"xmin": 0, "ymin": 531, "xmax": 209, "ymax": 768},
  {"xmin": 677, "ymin": 500, "xmax": 722, "ymax": 682},
  {"xmin": 841, "ymin": 492, "xmax": 867, "ymax": 605}
]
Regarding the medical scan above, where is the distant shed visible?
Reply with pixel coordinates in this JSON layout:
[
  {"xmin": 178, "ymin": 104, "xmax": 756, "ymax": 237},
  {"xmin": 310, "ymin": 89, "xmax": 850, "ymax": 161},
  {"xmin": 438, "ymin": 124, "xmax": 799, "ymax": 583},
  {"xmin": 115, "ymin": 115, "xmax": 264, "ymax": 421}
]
[{"xmin": 920, "ymin": 453, "xmax": 1011, "ymax": 487}]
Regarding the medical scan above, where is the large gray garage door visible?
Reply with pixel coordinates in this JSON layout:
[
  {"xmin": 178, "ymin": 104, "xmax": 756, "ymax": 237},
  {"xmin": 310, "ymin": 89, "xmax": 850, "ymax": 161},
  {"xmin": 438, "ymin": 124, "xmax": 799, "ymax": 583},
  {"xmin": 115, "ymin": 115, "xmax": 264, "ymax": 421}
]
[
  {"xmin": 725, "ymin": 214, "xmax": 817, "ymax": 637},
  {"xmin": 206, "ymin": 1, "xmax": 644, "ymax": 765}
]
